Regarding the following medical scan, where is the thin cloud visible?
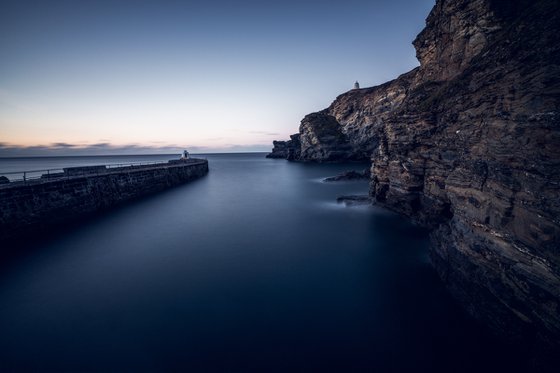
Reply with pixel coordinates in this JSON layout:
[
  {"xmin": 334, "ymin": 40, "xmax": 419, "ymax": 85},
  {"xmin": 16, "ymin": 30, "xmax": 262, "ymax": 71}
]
[
  {"xmin": 50, "ymin": 142, "xmax": 78, "ymax": 148},
  {"xmin": 248, "ymin": 131, "xmax": 280, "ymax": 136},
  {"xmin": 89, "ymin": 142, "xmax": 112, "ymax": 148},
  {"xmin": 231, "ymin": 129, "xmax": 281, "ymax": 136}
]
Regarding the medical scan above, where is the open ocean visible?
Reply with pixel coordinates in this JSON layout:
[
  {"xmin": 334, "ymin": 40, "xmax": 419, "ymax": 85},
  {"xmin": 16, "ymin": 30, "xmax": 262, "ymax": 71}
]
[{"xmin": 0, "ymin": 153, "xmax": 526, "ymax": 372}]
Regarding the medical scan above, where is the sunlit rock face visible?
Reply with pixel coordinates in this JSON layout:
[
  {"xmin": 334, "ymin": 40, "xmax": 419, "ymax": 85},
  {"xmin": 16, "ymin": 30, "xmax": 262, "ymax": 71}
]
[
  {"xmin": 268, "ymin": 0, "xmax": 560, "ymax": 358},
  {"xmin": 412, "ymin": 0, "xmax": 498, "ymax": 82},
  {"xmin": 298, "ymin": 111, "xmax": 356, "ymax": 161}
]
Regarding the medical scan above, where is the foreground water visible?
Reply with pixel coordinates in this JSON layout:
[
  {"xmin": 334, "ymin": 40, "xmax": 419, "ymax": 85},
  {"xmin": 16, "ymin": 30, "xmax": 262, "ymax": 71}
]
[{"xmin": 0, "ymin": 153, "xmax": 525, "ymax": 372}]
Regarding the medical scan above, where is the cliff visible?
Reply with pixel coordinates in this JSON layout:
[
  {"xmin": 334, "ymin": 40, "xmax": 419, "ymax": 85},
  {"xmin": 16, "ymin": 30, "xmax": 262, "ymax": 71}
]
[{"xmin": 269, "ymin": 0, "xmax": 560, "ymax": 361}]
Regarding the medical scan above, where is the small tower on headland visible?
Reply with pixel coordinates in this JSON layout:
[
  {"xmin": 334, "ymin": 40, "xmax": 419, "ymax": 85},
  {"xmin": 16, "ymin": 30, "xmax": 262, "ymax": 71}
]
[
  {"xmin": 181, "ymin": 149, "xmax": 190, "ymax": 160},
  {"xmin": 353, "ymin": 81, "xmax": 360, "ymax": 90}
]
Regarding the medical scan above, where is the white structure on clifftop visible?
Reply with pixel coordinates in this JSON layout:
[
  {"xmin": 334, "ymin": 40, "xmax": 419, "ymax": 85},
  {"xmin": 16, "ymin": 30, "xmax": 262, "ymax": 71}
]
[{"xmin": 353, "ymin": 81, "xmax": 360, "ymax": 89}]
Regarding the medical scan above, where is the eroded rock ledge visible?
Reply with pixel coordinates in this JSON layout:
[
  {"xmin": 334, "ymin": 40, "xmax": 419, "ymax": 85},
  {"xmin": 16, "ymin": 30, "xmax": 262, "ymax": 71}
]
[
  {"xmin": 323, "ymin": 169, "xmax": 370, "ymax": 182},
  {"xmin": 268, "ymin": 0, "xmax": 560, "ymax": 360}
]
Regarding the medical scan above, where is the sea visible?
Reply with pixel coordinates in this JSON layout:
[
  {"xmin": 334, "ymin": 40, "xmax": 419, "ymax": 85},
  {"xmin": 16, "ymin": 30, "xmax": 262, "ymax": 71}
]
[{"xmin": 0, "ymin": 153, "xmax": 527, "ymax": 372}]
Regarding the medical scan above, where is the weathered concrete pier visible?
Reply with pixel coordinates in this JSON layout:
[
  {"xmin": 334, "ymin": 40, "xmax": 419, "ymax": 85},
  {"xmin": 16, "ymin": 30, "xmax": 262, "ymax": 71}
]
[{"xmin": 0, "ymin": 158, "xmax": 209, "ymax": 242}]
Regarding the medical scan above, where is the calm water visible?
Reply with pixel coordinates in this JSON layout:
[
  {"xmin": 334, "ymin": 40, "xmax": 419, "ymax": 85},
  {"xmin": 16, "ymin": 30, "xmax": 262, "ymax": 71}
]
[{"xmin": 0, "ymin": 153, "xmax": 525, "ymax": 372}]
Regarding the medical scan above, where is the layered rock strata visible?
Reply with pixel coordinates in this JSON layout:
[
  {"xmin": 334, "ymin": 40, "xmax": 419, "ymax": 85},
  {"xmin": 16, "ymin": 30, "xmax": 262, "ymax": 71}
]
[{"xmin": 269, "ymin": 0, "xmax": 560, "ymax": 358}]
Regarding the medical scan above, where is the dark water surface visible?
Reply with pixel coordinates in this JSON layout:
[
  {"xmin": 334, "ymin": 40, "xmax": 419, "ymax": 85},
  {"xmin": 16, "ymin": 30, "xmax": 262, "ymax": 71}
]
[{"xmin": 0, "ymin": 153, "xmax": 524, "ymax": 372}]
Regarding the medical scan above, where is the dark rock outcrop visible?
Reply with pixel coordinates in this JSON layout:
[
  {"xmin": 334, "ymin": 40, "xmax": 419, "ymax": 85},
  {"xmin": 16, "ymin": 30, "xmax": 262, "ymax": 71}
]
[
  {"xmin": 298, "ymin": 112, "xmax": 355, "ymax": 161},
  {"xmin": 323, "ymin": 168, "xmax": 370, "ymax": 182},
  {"xmin": 266, "ymin": 134, "xmax": 301, "ymax": 160},
  {"xmin": 269, "ymin": 0, "xmax": 560, "ymax": 361}
]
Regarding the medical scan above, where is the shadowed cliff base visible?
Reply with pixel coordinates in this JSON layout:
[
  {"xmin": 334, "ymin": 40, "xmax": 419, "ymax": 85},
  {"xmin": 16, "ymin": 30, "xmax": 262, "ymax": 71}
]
[{"xmin": 268, "ymin": 0, "xmax": 560, "ymax": 367}]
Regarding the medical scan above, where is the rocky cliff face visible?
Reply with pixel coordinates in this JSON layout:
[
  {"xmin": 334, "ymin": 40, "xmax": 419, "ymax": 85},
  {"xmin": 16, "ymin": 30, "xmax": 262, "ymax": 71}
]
[
  {"xmin": 266, "ymin": 134, "xmax": 301, "ymax": 160},
  {"xmin": 269, "ymin": 0, "xmax": 560, "ymax": 360},
  {"xmin": 373, "ymin": 0, "xmax": 560, "ymax": 357}
]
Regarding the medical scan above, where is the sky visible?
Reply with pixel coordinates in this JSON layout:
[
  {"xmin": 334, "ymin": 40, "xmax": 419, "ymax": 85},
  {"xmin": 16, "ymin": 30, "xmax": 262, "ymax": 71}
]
[{"xmin": 0, "ymin": 0, "xmax": 435, "ymax": 156}]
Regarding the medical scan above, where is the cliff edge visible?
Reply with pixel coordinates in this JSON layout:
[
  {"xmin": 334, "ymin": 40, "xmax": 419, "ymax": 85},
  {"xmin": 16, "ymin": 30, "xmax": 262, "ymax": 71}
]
[{"xmin": 269, "ymin": 0, "xmax": 560, "ymax": 361}]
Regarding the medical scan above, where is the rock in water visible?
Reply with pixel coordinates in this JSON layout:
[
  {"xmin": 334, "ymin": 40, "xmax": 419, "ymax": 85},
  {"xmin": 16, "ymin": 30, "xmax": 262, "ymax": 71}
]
[
  {"xmin": 268, "ymin": 0, "xmax": 560, "ymax": 361},
  {"xmin": 336, "ymin": 195, "xmax": 371, "ymax": 206},
  {"xmin": 323, "ymin": 169, "xmax": 370, "ymax": 182}
]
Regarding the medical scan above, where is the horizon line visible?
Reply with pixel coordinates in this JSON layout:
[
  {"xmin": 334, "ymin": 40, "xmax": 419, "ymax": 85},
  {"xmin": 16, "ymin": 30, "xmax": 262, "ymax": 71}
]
[{"xmin": 0, "ymin": 151, "xmax": 270, "ymax": 159}]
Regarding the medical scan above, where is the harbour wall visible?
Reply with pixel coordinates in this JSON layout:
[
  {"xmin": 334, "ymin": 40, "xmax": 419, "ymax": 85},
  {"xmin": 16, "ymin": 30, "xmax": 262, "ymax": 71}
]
[{"xmin": 0, "ymin": 159, "xmax": 209, "ymax": 242}]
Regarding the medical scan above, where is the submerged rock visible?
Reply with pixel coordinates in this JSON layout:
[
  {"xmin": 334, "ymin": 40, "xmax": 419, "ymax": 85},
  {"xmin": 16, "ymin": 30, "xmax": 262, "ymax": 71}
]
[{"xmin": 336, "ymin": 195, "xmax": 371, "ymax": 206}]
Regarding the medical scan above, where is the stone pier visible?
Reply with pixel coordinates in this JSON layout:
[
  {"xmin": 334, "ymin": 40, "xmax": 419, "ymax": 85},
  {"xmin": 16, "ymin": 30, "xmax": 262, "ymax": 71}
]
[{"xmin": 0, "ymin": 159, "xmax": 209, "ymax": 242}]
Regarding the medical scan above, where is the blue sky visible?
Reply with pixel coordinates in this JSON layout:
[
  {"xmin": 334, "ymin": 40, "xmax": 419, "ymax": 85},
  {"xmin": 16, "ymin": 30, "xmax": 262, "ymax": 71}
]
[{"xmin": 0, "ymin": 0, "xmax": 434, "ymax": 155}]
